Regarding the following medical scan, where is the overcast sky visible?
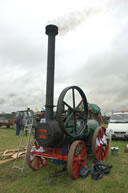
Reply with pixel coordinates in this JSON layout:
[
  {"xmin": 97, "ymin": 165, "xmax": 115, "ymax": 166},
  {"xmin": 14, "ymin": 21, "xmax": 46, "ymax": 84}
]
[{"xmin": 0, "ymin": 0, "xmax": 128, "ymax": 114}]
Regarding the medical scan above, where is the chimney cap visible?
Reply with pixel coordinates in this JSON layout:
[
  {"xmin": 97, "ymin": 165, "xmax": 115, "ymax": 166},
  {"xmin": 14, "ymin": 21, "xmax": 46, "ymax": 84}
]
[{"xmin": 46, "ymin": 24, "xmax": 58, "ymax": 35}]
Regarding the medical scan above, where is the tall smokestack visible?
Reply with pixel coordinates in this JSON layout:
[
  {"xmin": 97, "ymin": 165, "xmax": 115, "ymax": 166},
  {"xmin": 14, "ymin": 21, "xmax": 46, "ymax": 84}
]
[{"xmin": 45, "ymin": 24, "xmax": 58, "ymax": 120}]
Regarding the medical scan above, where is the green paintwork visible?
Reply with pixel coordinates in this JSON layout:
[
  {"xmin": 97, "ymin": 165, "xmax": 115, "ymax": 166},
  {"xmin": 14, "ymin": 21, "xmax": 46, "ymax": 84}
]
[
  {"xmin": 88, "ymin": 103, "xmax": 101, "ymax": 114},
  {"xmin": 63, "ymin": 118, "xmax": 99, "ymax": 144},
  {"xmin": 87, "ymin": 119, "xmax": 99, "ymax": 133}
]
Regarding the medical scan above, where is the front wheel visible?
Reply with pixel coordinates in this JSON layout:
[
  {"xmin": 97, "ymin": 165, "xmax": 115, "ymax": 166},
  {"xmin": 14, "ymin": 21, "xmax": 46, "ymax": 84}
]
[
  {"xmin": 26, "ymin": 139, "xmax": 48, "ymax": 170},
  {"xmin": 67, "ymin": 140, "xmax": 86, "ymax": 179}
]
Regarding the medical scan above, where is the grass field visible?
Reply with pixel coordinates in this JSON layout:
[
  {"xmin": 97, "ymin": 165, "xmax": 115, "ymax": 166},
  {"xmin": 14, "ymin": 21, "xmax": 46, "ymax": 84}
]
[{"xmin": 0, "ymin": 127, "xmax": 128, "ymax": 193}]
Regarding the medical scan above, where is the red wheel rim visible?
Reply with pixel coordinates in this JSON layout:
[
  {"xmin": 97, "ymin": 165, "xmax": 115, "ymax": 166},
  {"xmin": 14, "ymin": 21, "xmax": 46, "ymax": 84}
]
[
  {"xmin": 26, "ymin": 139, "xmax": 48, "ymax": 170},
  {"xmin": 67, "ymin": 140, "xmax": 86, "ymax": 179},
  {"xmin": 92, "ymin": 127, "xmax": 109, "ymax": 161}
]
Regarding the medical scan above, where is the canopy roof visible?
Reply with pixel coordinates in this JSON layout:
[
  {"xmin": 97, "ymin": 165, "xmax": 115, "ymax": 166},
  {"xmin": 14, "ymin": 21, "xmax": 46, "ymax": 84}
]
[{"xmin": 88, "ymin": 103, "xmax": 101, "ymax": 114}]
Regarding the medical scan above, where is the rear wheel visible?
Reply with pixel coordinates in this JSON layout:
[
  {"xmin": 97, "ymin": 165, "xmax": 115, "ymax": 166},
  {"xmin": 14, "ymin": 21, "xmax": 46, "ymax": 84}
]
[
  {"xmin": 92, "ymin": 127, "xmax": 109, "ymax": 161},
  {"xmin": 67, "ymin": 140, "xmax": 86, "ymax": 179}
]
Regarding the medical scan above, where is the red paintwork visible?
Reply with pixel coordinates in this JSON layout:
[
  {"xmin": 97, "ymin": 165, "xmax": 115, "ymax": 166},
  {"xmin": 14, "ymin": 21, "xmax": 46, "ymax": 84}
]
[
  {"xmin": 30, "ymin": 142, "xmax": 69, "ymax": 162},
  {"xmin": 30, "ymin": 151, "xmax": 68, "ymax": 160},
  {"xmin": 39, "ymin": 129, "xmax": 47, "ymax": 139},
  {"xmin": 40, "ymin": 129, "xmax": 47, "ymax": 132}
]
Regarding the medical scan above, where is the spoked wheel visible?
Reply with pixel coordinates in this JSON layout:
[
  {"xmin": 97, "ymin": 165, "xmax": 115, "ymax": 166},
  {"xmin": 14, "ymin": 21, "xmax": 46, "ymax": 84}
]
[
  {"xmin": 92, "ymin": 127, "xmax": 109, "ymax": 161},
  {"xmin": 67, "ymin": 140, "xmax": 86, "ymax": 179},
  {"xmin": 26, "ymin": 139, "xmax": 48, "ymax": 170},
  {"xmin": 57, "ymin": 86, "xmax": 88, "ymax": 137}
]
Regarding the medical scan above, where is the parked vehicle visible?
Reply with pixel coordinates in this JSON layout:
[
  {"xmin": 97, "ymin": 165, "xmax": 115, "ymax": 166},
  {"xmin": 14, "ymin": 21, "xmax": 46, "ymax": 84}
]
[
  {"xmin": 107, "ymin": 112, "xmax": 128, "ymax": 140},
  {"xmin": 0, "ymin": 113, "xmax": 15, "ymax": 128},
  {"xmin": 103, "ymin": 116, "xmax": 110, "ymax": 124}
]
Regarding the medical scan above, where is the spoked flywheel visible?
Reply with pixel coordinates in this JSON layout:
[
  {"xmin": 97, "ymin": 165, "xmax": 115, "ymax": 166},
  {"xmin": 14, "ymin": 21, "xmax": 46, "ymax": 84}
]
[
  {"xmin": 67, "ymin": 140, "xmax": 86, "ymax": 179},
  {"xmin": 26, "ymin": 139, "xmax": 48, "ymax": 170},
  {"xmin": 57, "ymin": 86, "xmax": 88, "ymax": 137},
  {"xmin": 92, "ymin": 127, "xmax": 109, "ymax": 161}
]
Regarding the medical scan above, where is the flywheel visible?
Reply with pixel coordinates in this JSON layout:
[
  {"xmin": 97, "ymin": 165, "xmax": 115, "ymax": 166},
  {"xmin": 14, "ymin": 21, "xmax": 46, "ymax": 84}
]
[{"xmin": 56, "ymin": 86, "xmax": 88, "ymax": 137}]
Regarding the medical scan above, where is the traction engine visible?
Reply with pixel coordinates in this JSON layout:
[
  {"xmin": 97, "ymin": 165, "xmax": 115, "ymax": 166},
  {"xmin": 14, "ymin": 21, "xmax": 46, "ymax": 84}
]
[{"xmin": 26, "ymin": 25, "xmax": 109, "ymax": 179}]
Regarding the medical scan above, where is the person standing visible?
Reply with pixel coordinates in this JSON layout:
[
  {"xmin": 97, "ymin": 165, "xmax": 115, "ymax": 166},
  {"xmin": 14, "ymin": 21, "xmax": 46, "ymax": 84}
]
[{"xmin": 15, "ymin": 116, "xmax": 21, "ymax": 136}]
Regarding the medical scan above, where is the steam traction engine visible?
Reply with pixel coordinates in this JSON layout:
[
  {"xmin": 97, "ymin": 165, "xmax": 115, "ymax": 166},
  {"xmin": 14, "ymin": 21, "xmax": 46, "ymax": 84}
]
[{"xmin": 26, "ymin": 25, "xmax": 109, "ymax": 179}]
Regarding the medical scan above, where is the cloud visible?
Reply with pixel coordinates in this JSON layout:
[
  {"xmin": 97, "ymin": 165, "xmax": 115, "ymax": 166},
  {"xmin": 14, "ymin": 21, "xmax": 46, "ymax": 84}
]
[
  {"xmin": 0, "ymin": 25, "xmax": 46, "ymax": 68},
  {"xmin": 71, "ymin": 25, "xmax": 128, "ymax": 113}
]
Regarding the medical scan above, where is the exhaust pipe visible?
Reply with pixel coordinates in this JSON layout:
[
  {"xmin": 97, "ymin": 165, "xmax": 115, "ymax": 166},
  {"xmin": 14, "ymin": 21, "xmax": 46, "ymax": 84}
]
[{"xmin": 45, "ymin": 25, "xmax": 58, "ymax": 120}]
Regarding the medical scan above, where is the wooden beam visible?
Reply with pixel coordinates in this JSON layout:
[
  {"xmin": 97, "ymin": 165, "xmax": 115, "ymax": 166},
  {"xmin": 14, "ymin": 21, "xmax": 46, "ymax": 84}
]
[{"xmin": 0, "ymin": 158, "xmax": 14, "ymax": 164}]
